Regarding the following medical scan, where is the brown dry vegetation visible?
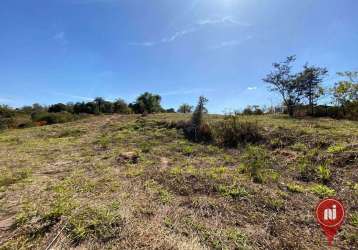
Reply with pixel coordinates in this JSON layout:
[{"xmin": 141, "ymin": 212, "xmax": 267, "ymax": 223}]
[{"xmin": 0, "ymin": 114, "xmax": 357, "ymax": 249}]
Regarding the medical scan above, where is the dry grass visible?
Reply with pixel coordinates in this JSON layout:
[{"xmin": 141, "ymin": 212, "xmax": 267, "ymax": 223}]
[{"xmin": 0, "ymin": 114, "xmax": 357, "ymax": 249}]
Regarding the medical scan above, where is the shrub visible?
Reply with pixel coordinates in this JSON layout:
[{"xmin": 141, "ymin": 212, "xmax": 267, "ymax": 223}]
[
  {"xmin": 217, "ymin": 185, "xmax": 248, "ymax": 199},
  {"xmin": 31, "ymin": 111, "xmax": 75, "ymax": 125},
  {"xmin": 327, "ymin": 144, "xmax": 346, "ymax": 153},
  {"xmin": 183, "ymin": 122, "xmax": 213, "ymax": 142},
  {"xmin": 130, "ymin": 92, "xmax": 163, "ymax": 114},
  {"xmin": 316, "ymin": 164, "xmax": 331, "ymax": 183},
  {"xmin": 213, "ymin": 116, "xmax": 263, "ymax": 147},
  {"xmin": 191, "ymin": 96, "xmax": 208, "ymax": 128},
  {"xmin": 240, "ymin": 145, "xmax": 272, "ymax": 183},
  {"xmin": 48, "ymin": 103, "xmax": 68, "ymax": 113},
  {"xmin": 182, "ymin": 96, "xmax": 212, "ymax": 142},
  {"xmin": 113, "ymin": 99, "xmax": 131, "ymax": 114},
  {"xmin": 177, "ymin": 103, "xmax": 193, "ymax": 113}
]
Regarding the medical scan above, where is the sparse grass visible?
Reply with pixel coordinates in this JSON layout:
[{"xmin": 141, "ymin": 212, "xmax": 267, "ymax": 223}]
[
  {"xmin": 66, "ymin": 205, "xmax": 125, "ymax": 243},
  {"xmin": 350, "ymin": 212, "xmax": 358, "ymax": 227},
  {"xmin": 316, "ymin": 164, "xmax": 331, "ymax": 183},
  {"xmin": 327, "ymin": 144, "xmax": 346, "ymax": 153},
  {"xmin": 0, "ymin": 114, "xmax": 357, "ymax": 249},
  {"xmin": 217, "ymin": 184, "xmax": 249, "ymax": 199},
  {"xmin": 240, "ymin": 145, "xmax": 272, "ymax": 183},
  {"xmin": 287, "ymin": 183, "xmax": 305, "ymax": 193},
  {"xmin": 145, "ymin": 180, "xmax": 173, "ymax": 204},
  {"xmin": 309, "ymin": 184, "xmax": 336, "ymax": 198},
  {"xmin": 0, "ymin": 168, "xmax": 32, "ymax": 188}
]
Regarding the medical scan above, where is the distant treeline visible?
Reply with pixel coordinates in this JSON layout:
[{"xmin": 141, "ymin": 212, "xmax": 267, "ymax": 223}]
[
  {"xmin": 1, "ymin": 56, "xmax": 357, "ymax": 130},
  {"xmin": 0, "ymin": 92, "xmax": 177, "ymax": 130},
  {"xmin": 262, "ymin": 56, "xmax": 357, "ymax": 120}
]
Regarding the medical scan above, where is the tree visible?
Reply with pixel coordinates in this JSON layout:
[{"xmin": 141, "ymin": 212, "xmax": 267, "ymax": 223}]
[
  {"xmin": 113, "ymin": 99, "xmax": 131, "ymax": 114},
  {"xmin": 131, "ymin": 92, "xmax": 163, "ymax": 114},
  {"xmin": 298, "ymin": 64, "xmax": 328, "ymax": 115},
  {"xmin": 102, "ymin": 101, "xmax": 113, "ymax": 113},
  {"xmin": 191, "ymin": 96, "xmax": 208, "ymax": 127},
  {"xmin": 32, "ymin": 103, "xmax": 46, "ymax": 112},
  {"xmin": 331, "ymin": 71, "xmax": 358, "ymax": 115},
  {"xmin": 94, "ymin": 97, "xmax": 105, "ymax": 113},
  {"xmin": 177, "ymin": 103, "xmax": 193, "ymax": 113},
  {"xmin": 263, "ymin": 56, "xmax": 303, "ymax": 117},
  {"xmin": 242, "ymin": 106, "xmax": 253, "ymax": 115},
  {"xmin": 48, "ymin": 103, "xmax": 67, "ymax": 113},
  {"xmin": 166, "ymin": 108, "xmax": 176, "ymax": 113}
]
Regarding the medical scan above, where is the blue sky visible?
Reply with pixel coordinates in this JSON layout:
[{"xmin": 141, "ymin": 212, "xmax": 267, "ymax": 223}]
[{"xmin": 0, "ymin": 0, "xmax": 357, "ymax": 113}]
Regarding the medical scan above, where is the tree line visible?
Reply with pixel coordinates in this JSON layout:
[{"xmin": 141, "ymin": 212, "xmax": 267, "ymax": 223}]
[
  {"xmin": 1, "ymin": 56, "xmax": 357, "ymax": 130},
  {"xmin": 263, "ymin": 55, "xmax": 358, "ymax": 119}
]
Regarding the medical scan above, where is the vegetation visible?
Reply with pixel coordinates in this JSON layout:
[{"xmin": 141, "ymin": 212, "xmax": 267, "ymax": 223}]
[
  {"xmin": 0, "ymin": 113, "xmax": 356, "ymax": 249},
  {"xmin": 0, "ymin": 55, "xmax": 357, "ymax": 249},
  {"xmin": 177, "ymin": 103, "xmax": 193, "ymax": 113}
]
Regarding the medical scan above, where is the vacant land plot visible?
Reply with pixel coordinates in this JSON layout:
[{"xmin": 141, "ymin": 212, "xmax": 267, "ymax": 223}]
[{"xmin": 0, "ymin": 114, "xmax": 357, "ymax": 249}]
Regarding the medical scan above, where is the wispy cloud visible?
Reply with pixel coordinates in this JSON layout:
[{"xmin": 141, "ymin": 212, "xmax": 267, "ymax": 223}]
[
  {"xmin": 210, "ymin": 36, "xmax": 253, "ymax": 49},
  {"xmin": 247, "ymin": 86, "xmax": 257, "ymax": 91},
  {"xmin": 129, "ymin": 27, "xmax": 197, "ymax": 47},
  {"xmin": 49, "ymin": 91, "xmax": 93, "ymax": 101},
  {"xmin": 130, "ymin": 16, "xmax": 250, "ymax": 47},
  {"xmin": 53, "ymin": 31, "xmax": 68, "ymax": 45},
  {"xmin": 197, "ymin": 16, "xmax": 251, "ymax": 27}
]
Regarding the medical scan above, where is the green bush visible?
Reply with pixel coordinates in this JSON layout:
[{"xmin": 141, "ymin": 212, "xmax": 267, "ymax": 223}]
[
  {"xmin": 240, "ymin": 145, "xmax": 272, "ymax": 183},
  {"xmin": 316, "ymin": 164, "xmax": 331, "ymax": 183},
  {"xmin": 31, "ymin": 111, "xmax": 75, "ymax": 125},
  {"xmin": 213, "ymin": 116, "xmax": 263, "ymax": 147}
]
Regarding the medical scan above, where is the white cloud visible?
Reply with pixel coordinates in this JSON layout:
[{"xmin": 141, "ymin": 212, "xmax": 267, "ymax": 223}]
[
  {"xmin": 130, "ymin": 16, "xmax": 250, "ymax": 47},
  {"xmin": 129, "ymin": 28, "xmax": 196, "ymax": 47},
  {"xmin": 49, "ymin": 91, "xmax": 92, "ymax": 101},
  {"xmin": 53, "ymin": 32, "xmax": 68, "ymax": 45},
  {"xmin": 129, "ymin": 41, "xmax": 156, "ymax": 47},
  {"xmin": 197, "ymin": 16, "xmax": 250, "ymax": 27},
  {"xmin": 247, "ymin": 86, "xmax": 257, "ymax": 91},
  {"xmin": 161, "ymin": 28, "xmax": 197, "ymax": 43}
]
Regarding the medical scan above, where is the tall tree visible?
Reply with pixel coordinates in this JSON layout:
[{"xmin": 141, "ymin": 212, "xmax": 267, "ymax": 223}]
[
  {"xmin": 191, "ymin": 96, "xmax": 208, "ymax": 127},
  {"xmin": 94, "ymin": 97, "xmax": 105, "ymax": 113},
  {"xmin": 177, "ymin": 103, "xmax": 193, "ymax": 113},
  {"xmin": 263, "ymin": 56, "xmax": 303, "ymax": 117},
  {"xmin": 113, "ymin": 99, "xmax": 131, "ymax": 114},
  {"xmin": 331, "ymin": 71, "xmax": 358, "ymax": 115},
  {"xmin": 298, "ymin": 64, "xmax": 328, "ymax": 115},
  {"xmin": 131, "ymin": 92, "xmax": 162, "ymax": 114}
]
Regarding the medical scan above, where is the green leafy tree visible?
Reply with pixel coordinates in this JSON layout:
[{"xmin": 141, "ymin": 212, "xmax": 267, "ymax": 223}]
[
  {"xmin": 48, "ymin": 103, "xmax": 67, "ymax": 113},
  {"xmin": 113, "ymin": 99, "xmax": 131, "ymax": 114},
  {"xmin": 166, "ymin": 108, "xmax": 176, "ymax": 113},
  {"xmin": 102, "ymin": 101, "xmax": 114, "ymax": 113},
  {"xmin": 94, "ymin": 97, "xmax": 105, "ymax": 113},
  {"xmin": 177, "ymin": 103, "xmax": 193, "ymax": 113},
  {"xmin": 298, "ymin": 64, "xmax": 328, "ymax": 115},
  {"xmin": 331, "ymin": 71, "xmax": 358, "ymax": 115},
  {"xmin": 263, "ymin": 56, "xmax": 303, "ymax": 117},
  {"xmin": 131, "ymin": 92, "xmax": 163, "ymax": 114}
]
